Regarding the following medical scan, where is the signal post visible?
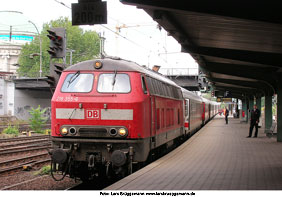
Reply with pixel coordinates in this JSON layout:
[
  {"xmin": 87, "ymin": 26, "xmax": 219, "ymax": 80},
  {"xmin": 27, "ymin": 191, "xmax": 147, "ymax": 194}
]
[{"xmin": 46, "ymin": 28, "xmax": 67, "ymax": 89}]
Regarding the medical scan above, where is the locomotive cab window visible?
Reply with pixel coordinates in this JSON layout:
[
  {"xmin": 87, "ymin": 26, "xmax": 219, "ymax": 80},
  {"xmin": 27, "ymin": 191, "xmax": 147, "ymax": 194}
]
[
  {"xmin": 61, "ymin": 73, "xmax": 94, "ymax": 93},
  {"xmin": 97, "ymin": 73, "xmax": 131, "ymax": 93}
]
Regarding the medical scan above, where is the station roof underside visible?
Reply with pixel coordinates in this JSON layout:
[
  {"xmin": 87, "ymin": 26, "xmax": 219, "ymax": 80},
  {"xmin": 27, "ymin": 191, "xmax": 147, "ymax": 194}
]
[{"xmin": 120, "ymin": 0, "xmax": 282, "ymax": 99}]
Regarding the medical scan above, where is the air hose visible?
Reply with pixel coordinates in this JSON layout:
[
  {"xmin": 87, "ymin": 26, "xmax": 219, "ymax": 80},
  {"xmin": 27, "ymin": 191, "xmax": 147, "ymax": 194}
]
[{"xmin": 50, "ymin": 156, "xmax": 71, "ymax": 181}]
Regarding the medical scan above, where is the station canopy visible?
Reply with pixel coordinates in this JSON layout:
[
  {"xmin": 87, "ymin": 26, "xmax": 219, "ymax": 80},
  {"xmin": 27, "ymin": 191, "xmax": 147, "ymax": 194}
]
[{"xmin": 120, "ymin": 0, "xmax": 282, "ymax": 99}]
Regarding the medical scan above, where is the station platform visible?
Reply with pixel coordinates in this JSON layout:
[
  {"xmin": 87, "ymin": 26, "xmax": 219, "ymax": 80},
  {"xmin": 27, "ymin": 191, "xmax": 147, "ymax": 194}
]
[{"xmin": 105, "ymin": 115, "xmax": 282, "ymax": 190}]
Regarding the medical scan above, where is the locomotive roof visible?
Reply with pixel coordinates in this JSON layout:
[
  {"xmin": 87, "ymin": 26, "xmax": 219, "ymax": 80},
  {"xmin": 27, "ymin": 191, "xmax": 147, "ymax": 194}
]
[{"xmin": 65, "ymin": 57, "xmax": 180, "ymax": 87}]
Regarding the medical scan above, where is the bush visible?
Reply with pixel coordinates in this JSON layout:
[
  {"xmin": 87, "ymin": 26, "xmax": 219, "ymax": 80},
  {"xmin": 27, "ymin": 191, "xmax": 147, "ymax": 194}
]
[
  {"xmin": 2, "ymin": 124, "xmax": 19, "ymax": 136},
  {"xmin": 29, "ymin": 105, "xmax": 47, "ymax": 134},
  {"xmin": 35, "ymin": 165, "xmax": 51, "ymax": 176}
]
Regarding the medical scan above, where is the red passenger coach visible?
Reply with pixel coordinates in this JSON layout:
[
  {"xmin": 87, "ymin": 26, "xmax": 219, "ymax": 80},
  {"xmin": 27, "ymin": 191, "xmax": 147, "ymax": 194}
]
[{"xmin": 50, "ymin": 58, "xmax": 185, "ymax": 181}]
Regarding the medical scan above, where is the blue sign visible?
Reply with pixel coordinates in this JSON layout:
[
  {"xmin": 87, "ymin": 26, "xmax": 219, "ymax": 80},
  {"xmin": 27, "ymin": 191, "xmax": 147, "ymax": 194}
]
[{"xmin": 0, "ymin": 35, "xmax": 34, "ymax": 42}]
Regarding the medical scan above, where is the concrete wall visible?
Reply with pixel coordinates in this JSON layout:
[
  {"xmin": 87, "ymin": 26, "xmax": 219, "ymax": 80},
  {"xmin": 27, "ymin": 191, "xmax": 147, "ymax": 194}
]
[
  {"xmin": 14, "ymin": 89, "xmax": 52, "ymax": 121},
  {"xmin": 0, "ymin": 78, "xmax": 15, "ymax": 116}
]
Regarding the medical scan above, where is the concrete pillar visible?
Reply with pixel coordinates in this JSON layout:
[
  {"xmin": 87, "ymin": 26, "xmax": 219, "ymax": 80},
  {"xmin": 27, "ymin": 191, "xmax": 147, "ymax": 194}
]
[
  {"xmin": 249, "ymin": 97, "xmax": 254, "ymax": 111},
  {"xmin": 264, "ymin": 95, "xmax": 272, "ymax": 134},
  {"xmin": 277, "ymin": 85, "xmax": 282, "ymax": 142},
  {"xmin": 256, "ymin": 97, "xmax": 261, "ymax": 112},
  {"xmin": 248, "ymin": 97, "xmax": 254, "ymax": 123}
]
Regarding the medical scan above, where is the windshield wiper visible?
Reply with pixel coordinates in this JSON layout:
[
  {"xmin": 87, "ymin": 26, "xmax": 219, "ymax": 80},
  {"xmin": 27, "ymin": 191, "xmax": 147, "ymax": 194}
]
[
  {"xmin": 112, "ymin": 70, "xmax": 117, "ymax": 90},
  {"xmin": 67, "ymin": 71, "xmax": 80, "ymax": 88},
  {"xmin": 69, "ymin": 108, "xmax": 76, "ymax": 120}
]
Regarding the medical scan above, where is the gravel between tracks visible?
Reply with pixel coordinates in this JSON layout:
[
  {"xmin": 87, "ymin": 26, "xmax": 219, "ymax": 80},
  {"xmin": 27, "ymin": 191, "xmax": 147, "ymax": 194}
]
[{"xmin": 0, "ymin": 170, "xmax": 80, "ymax": 190}]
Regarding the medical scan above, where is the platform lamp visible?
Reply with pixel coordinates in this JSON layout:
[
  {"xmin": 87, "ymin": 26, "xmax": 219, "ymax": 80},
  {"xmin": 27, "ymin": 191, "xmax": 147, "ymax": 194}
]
[{"xmin": 28, "ymin": 20, "xmax": 42, "ymax": 77}]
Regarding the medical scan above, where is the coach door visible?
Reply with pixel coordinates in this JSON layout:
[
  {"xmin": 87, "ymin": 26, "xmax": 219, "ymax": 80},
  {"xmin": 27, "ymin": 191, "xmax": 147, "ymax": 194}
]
[
  {"xmin": 184, "ymin": 99, "xmax": 190, "ymax": 135},
  {"xmin": 145, "ymin": 76, "xmax": 157, "ymax": 149},
  {"xmin": 150, "ymin": 96, "xmax": 156, "ymax": 148}
]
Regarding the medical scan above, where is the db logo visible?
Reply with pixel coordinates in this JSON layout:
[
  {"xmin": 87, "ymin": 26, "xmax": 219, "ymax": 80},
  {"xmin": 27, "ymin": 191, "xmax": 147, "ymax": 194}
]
[{"xmin": 86, "ymin": 110, "xmax": 100, "ymax": 119}]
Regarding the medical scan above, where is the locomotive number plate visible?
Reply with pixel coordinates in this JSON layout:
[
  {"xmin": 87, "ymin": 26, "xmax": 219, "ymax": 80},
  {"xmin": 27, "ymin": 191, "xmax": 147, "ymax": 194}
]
[{"xmin": 86, "ymin": 109, "xmax": 100, "ymax": 119}]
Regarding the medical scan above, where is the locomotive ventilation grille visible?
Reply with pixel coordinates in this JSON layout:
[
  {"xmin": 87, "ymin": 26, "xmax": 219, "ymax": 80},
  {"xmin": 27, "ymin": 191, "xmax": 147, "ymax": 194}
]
[{"xmin": 79, "ymin": 128, "xmax": 108, "ymax": 137}]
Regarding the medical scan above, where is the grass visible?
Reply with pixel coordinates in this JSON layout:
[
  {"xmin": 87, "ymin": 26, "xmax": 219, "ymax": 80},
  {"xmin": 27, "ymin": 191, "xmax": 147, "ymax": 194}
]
[{"xmin": 34, "ymin": 165, "xmax": 51, "ymax": 176}]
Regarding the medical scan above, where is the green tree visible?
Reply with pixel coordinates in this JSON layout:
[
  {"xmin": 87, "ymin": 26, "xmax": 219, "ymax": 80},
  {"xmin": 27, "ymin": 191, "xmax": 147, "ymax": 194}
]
[
  {"xmin": 18, "ymin": 17, "xmax": 100, "ymax": 77},
  {"xmin": 29, "ymin": 105, "xmax": 47, "ymax": 133}
]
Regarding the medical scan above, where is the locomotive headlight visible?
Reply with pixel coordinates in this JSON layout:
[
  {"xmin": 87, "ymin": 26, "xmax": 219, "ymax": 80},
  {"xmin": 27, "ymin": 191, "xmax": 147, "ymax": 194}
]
[
  {"xmin": 61, "ymin": 127, "xmax": 68, "ymax": 135},
  {"xmin": 94, "ymin": 60, "xmax": 103, "ymax": 69},
  {"xmin": 118, "ymin": 128, "xmax": 127, "ymax": 137}
]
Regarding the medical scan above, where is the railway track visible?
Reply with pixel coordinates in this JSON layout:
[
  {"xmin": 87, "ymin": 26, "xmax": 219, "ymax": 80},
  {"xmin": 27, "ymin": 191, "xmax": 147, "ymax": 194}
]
[
  {"xmin": 0, "ymin": 135, "xmax": 51, "ymax": 157},
  {"xmin": 0, "ymin": 135, "xmax": 49, "ymax": 144},
  {"xmin": 0, "ymin": 152, "xmax": 51, "ymax": 174},
  {"xmin": 0, "ymin": 138, "xmax": 50, "ymax": 149},
  {"xmin": 0, "ymin": 135, "xmax": 52, "ymax": 175},
  {"xmin": 0, "ymin": 143, "xmax": 51, "ymax": 156}
]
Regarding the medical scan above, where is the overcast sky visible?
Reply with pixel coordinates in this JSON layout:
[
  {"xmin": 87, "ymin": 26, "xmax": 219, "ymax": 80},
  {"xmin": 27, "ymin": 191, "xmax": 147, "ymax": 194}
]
[{"xmin": 0, "ymin": 0, "xmax": 198, "ymax": 71}]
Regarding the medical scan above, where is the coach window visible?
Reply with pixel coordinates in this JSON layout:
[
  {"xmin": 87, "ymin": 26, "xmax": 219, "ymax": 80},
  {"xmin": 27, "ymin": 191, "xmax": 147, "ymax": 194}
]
[
  {"xmin": 61, "ymin": 73, "xmax": 94, "ymax": 93},
  {"xmin": 141, "ymin": 76, "xmax": 148, "ymax": 94},
  {"xmin": 97, "ymin": 73, "xmax": 131, "ymax": 93}
]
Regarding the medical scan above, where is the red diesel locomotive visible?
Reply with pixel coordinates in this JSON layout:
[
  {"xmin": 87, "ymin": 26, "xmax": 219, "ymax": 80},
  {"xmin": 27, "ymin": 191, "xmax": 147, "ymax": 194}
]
[{"xmin": 49, "ymin": 57, "xmax": 218, "ymax": 181}]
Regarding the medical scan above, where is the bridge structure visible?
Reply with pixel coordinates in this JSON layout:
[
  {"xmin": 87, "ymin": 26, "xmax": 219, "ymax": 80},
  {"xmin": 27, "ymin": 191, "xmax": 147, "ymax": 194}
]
[{"xmin": 159, "ymin": 67, "xmax": 204, "ymax": 91}]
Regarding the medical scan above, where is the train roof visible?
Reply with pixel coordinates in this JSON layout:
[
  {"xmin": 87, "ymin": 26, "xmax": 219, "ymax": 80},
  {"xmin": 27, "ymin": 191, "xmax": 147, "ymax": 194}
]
[
  {"xmin": 181, "ymin": 88, "xmax": 203, "ymax": 102},
  {"xmin": 65, "ymin": 57, "xmax": 180, "ymax": 87}
]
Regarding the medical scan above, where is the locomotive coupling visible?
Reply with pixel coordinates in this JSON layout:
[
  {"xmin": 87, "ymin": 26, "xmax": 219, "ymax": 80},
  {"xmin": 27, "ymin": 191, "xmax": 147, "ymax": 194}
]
[{"xmin": 49, "ymin": 148, "xmax": 70, "ymax": 164}]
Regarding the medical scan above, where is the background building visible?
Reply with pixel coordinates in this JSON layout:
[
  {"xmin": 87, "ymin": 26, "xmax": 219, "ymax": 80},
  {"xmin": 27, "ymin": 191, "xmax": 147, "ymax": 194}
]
[{"xmin": 0, "ymin": 11, "xmax": 36, "ymax": 118}]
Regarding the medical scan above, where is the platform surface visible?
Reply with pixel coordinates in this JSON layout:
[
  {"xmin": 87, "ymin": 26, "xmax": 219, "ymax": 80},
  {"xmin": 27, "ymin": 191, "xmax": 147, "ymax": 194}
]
[{"xmin": 105, "ymin": 115, "xmax": 282, "ymax": 190}]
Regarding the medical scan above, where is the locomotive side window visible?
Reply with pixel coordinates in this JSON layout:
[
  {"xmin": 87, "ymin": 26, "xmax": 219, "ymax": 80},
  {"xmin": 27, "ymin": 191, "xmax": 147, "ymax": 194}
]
[
  {"xmin": 97, "ymin": 73, "xmax": 131, "ymax": 93},
  {"xmin": 61, "ymin": 73, "xmax": 94, "ymax": 93},
  {"xmin": 148, "ymin": 77, "xmax": 156, "ymax": 94},
  {"xmin": 156, "ymin": 81, "xmax": 162, "ymax": 95},
  {"xmin": 141, "ymin": 76, "xmax": 148, "ymax": 94}
]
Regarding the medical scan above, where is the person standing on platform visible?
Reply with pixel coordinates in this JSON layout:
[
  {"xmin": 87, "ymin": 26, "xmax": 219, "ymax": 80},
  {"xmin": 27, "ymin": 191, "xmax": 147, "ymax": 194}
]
[
  {"xmin": 247, "ymin": 105, "xmax": 261, "ymax": 138},
  {"xmin": 225, "ymin": 107, "xmax": 229, "ymax": 124}
]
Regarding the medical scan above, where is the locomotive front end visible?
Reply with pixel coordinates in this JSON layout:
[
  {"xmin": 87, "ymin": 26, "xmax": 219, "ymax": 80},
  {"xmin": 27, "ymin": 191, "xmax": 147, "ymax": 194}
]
[{"xmin": 49, "ymin": 59, "xmax": 151, "ymax": 181}]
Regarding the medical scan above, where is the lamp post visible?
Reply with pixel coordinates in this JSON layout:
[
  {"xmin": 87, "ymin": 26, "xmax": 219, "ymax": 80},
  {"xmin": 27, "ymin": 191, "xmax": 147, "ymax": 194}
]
[
  {"xmin": 28, "ymin": 20, "xmax": 42, "ymax": 77},
  {"xmin": 66, "ymin": 49, "xmax": 75, "ymax": 66}
]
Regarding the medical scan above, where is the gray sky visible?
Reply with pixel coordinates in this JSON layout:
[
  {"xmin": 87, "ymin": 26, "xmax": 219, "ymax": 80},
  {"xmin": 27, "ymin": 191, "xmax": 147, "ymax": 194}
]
[{"xmin": 1, "ymin": 0, "xmax": 198, "ymax": 71}]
